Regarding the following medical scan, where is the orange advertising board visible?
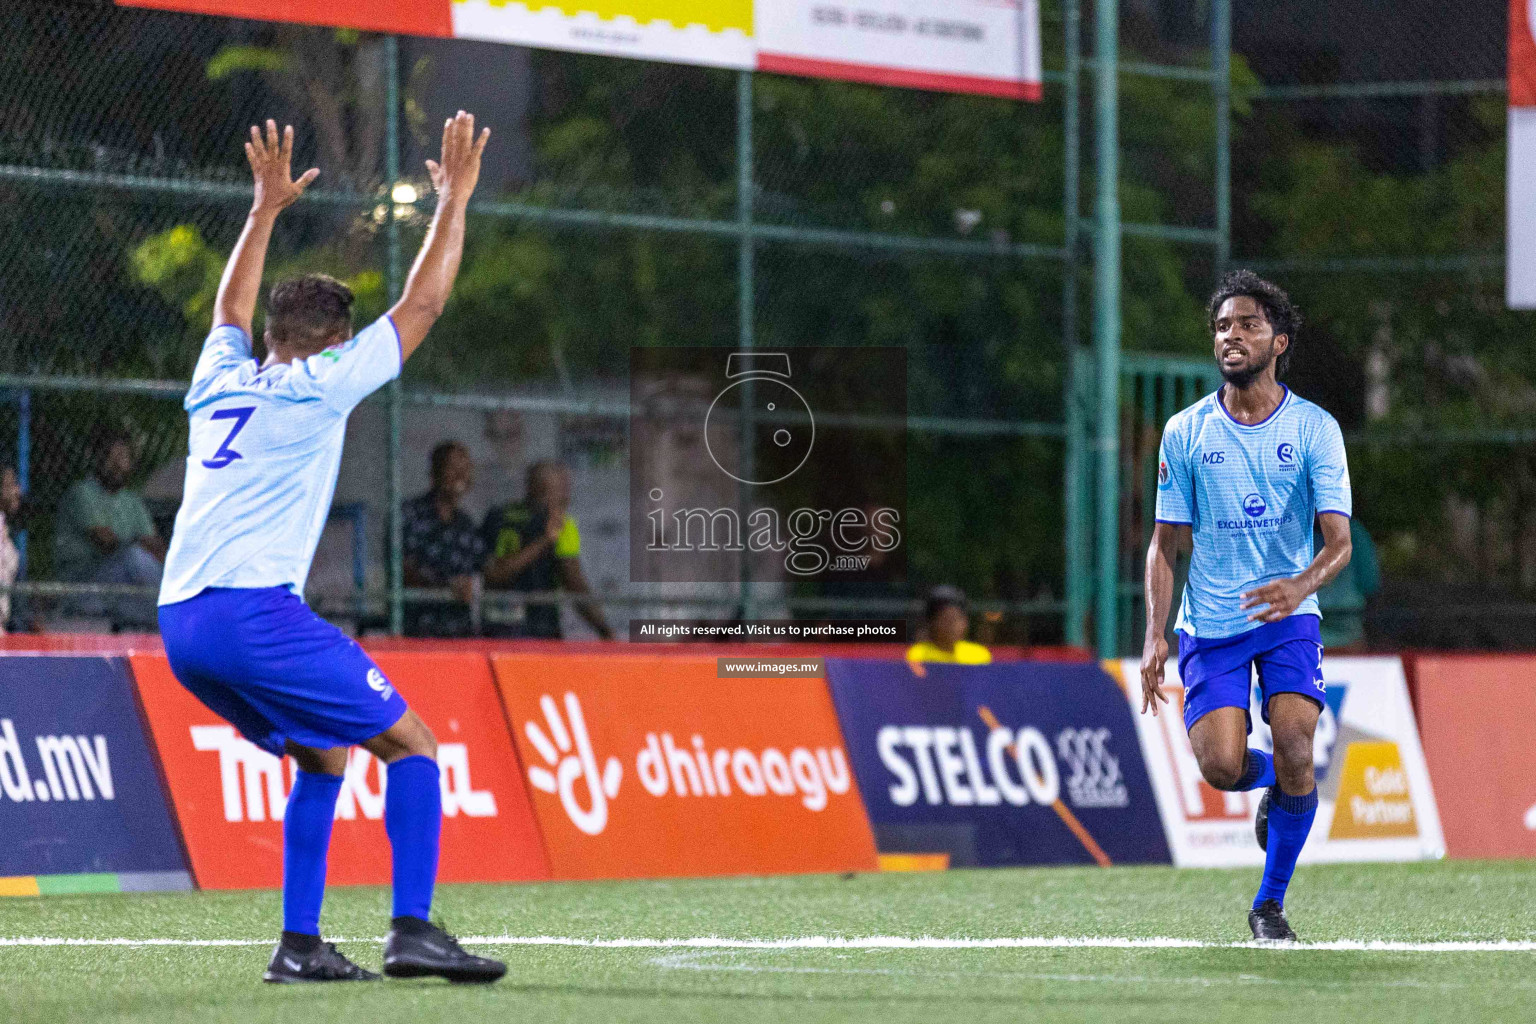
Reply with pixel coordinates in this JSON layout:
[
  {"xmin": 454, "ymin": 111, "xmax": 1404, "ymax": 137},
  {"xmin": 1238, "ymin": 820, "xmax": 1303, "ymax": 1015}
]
[
  {"xmin": 1414, "ymin": 655, "xmax": 1536, "ymax": 859},
  {"xmin": 490, "ymin": 654, "xmax": 878, "ymax": 880},
  {"xmin": 117, "ymin": 1, "xmax": 452, "ymax": 37},
  {"xmin": 130, "ymin": 653, "xmax": 549, "ymax": 889}
]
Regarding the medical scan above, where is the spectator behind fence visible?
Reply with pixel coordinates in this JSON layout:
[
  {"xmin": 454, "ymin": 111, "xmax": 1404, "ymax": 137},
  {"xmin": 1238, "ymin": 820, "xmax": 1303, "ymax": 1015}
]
[
  {"xmin": 906, "ymin": 585, "xmax": 992, "ymax": 666},
  {"xmin": 55, "ymin": 426, "xmax": 165, "ymax": 629},
  {"xmin": 0, "ymin": 468, "xmax": 21, "ymax": 631},
  {"xmin": 402, "ymin": 441, "xmax": 486, "ymax": 637},
  {"xmin": 481, "ymin": 461, "xmax": 612, "ymax": 640}
]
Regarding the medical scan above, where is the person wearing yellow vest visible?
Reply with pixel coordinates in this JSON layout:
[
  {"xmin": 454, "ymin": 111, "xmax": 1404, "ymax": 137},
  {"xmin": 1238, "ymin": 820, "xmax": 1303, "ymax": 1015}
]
[{"xmin": 906, "ymin": 585, "xmax": 992, "ymax": 665}]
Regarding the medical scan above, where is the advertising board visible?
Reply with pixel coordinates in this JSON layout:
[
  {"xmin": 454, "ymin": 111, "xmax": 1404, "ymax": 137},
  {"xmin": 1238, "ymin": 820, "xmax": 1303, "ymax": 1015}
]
[
  {"xmin": 130, "ymin": 652, "xmax": 549, "ymax": 889},
  {"xmin": 825, "ymin": 659, "xmax": 1170, "ymax": 866},
  {"xmin": 0, "ymin": 656, "xmax": 190, "ymax": 890},
  {"xmin": 491, "ymin": 653, "xmax": 878, "ymax": 880},
  {"xmin": 1117, "ymin": 656, "xmax": 1444, "ymax": 866}
]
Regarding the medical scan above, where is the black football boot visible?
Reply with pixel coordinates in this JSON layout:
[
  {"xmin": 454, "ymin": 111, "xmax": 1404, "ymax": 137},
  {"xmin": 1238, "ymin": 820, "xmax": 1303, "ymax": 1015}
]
[
  {"xmin": 382, "ymin": 918, "xmax": 507, "ymax": 984},
  {"xmin": 1248, "ymin": 899, "xmax": 1298, "ymax": 943},
  {"xmin": 263, "ymin": 939, "xmax": 381, "ymax": 983}
]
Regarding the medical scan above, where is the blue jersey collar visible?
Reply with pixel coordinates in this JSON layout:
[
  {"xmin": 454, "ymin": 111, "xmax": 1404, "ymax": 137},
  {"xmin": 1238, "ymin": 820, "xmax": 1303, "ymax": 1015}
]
[{"xmin": 1216, "ymin": 384, "xmax": 1289, "ymax": 429}]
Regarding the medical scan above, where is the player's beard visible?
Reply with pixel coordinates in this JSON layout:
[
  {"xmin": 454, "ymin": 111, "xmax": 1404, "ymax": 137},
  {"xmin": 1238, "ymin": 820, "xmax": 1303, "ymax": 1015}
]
[{"xmin": 1219, "ymin": 341, "xmax": 1275, "ymax": 389}]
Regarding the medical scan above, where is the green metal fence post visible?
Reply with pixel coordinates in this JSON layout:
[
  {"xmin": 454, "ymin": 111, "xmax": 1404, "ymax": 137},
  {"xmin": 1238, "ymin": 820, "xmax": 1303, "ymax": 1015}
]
[
  {"xmin": 1213, "ymin": 0, "xmax": 1231, "ymax": 276},
  {"xmin": 385, "ymin": 35, "xmax": 404, "ymax": 635},
  {"xmin": 1093, "ymin": 0, "xmax": 1121, "ymax": 658},
  {"xmin": 736, "ymin": 69, "xmax": 757, "ymax": 622},
  {"xmin": 1062, "ymin": 0, "xmax": 1087, "ymax": 647}
]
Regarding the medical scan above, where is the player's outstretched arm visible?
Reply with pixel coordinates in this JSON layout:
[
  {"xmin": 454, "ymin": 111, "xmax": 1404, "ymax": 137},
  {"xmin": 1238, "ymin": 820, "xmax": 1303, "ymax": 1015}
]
[
  {"xmin": 212, "ymin": 121, "xmax": 320, "ymax": 337},
  {"xmin": 1139, "ymin": 521, "xmax": 1186, "ymax": 716},
  {"xmin": 390, "ymin": 111, "xmax": 491, "ymax": 361}
]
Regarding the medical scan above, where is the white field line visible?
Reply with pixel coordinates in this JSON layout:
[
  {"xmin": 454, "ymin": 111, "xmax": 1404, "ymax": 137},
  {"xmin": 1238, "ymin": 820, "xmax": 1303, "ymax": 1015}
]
[{"xmin": 2, "ymin": 935, "xmax": 1534, "ymax": 953}]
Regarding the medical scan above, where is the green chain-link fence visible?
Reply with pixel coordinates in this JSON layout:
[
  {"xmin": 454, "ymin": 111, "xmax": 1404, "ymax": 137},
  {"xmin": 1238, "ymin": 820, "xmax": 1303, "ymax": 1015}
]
[{"xmin": 2, "ymin": 0, "xmax": 1532, "ymax": 650}]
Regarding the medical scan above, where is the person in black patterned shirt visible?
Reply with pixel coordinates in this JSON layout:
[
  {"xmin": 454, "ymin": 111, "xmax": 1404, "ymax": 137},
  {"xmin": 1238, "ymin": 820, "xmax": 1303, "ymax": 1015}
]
[{"xmin": 402, "ymin": 441, "xmax": 486, "ymax": 637}]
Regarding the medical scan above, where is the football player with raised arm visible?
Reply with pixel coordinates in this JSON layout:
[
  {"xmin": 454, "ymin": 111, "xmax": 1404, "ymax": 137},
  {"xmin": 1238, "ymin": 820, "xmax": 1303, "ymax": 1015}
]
[
  {"xmin": 157, "ymin": 115, "xmax": 505, "ymax": 983},
  {"xmin": 1140, "ymin": 271, "xmax": 1353, "ymax": 943}
]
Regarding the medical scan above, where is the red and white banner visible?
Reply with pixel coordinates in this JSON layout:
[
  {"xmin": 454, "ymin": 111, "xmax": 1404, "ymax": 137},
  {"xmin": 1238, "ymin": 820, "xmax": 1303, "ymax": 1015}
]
[
  {"xmin": 755, "ymin": 2, "xmax": 1041, "ymax": 101},
  {"xmin": 1509, "ymin": 1, "xmax": 1536, "ymax": 306},
  {"xmin": 1115, "ymin": 656, "xmax": 1444, "ymax": 867},
  {"xmin": 119, "ymin": 1, "xmax": 1040, "ymax": 100},
  {"xmin": 130, "ymin": 653, "xmax": 550, "ymax": 890}
]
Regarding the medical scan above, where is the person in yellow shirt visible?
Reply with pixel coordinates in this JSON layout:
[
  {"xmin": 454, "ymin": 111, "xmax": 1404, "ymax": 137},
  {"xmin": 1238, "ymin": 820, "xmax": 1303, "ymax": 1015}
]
[{"xmin": 906, "ymin": 585, "xmax": 992, "ymax": 665}]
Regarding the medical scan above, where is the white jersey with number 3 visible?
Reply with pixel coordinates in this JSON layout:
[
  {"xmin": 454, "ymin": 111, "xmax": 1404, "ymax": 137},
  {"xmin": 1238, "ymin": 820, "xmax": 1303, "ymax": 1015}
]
[{"xmin": 157, "ymin": 318, "xmax": 401, "ymax": 606}]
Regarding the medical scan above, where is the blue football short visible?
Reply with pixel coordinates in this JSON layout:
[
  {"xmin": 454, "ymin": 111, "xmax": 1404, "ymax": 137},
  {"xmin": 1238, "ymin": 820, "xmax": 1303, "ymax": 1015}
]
[
  {"xmin": 1176, "ymin": 614, "xmax": 1325, "ymax": 734},
  {"xmin": 159, "ymin": 586, "xmax": 408, "ymax": 757}
]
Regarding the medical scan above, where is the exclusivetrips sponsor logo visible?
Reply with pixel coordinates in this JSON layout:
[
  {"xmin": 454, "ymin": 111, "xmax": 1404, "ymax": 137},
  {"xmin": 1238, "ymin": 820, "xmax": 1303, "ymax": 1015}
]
[
  {"xmin": 522, "ymin": 692, "xmax": 855, "ymax": 836},
  {"xmin": 1217, "ymin": 493, "xmax": 1293, "ymax": 531}
]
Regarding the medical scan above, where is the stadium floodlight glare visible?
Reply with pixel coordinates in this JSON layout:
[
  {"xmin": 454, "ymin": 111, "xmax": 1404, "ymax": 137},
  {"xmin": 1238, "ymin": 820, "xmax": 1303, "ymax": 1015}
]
[{"xmin": 391, "ymin": 181, "xmax": 418, "ymax": 205}]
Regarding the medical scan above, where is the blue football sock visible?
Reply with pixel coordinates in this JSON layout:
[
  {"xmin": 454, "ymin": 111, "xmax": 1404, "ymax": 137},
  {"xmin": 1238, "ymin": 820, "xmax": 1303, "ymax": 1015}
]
[
  {"xmin": 1254, "ymin": 785, "xmax": 1318, "ymax": 909},
  {"xmin": 282, "ymin": 770, "xmax": 343, "ymax": 936},
  {"xmin": 1235, "ymin": 749, "xmax": 1276, "ymax": 791},
  {"xmin": 385, "ymin": 755, "xmax": 441, "ymax": 921}
]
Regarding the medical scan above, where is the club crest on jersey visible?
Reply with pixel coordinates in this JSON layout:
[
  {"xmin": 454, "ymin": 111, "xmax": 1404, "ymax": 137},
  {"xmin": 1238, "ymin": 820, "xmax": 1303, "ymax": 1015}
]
[
  {"xmin": 1277, "ymin": 441, "xmax": 1296, "ymax": 466},
  {"xmin": 366, "ymin": 667, "xmax": 394, "ymax": 701}
]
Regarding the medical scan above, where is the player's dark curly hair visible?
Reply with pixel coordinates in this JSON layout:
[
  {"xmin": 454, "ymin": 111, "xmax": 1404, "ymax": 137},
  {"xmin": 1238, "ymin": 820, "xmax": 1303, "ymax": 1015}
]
[
  {"xmin": 266, "ymin": 273, "xmax": 354, "ymax": 352},
  {"xmin": 1207, "ymin": 270, "xmax": 1301, "ymax": 379}
]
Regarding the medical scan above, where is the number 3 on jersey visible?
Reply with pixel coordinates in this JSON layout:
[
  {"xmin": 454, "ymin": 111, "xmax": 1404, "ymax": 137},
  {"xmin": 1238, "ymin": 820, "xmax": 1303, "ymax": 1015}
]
[{"xmin": 202, "ymin": 406, "xmax": 255, "ymax": 469}]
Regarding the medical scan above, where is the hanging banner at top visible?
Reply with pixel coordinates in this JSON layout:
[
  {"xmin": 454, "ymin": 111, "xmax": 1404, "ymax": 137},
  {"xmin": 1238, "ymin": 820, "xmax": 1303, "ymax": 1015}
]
[
  {"xmin": 1509, "ymin": 0, "xmax": 1536, "ymax": 306},
  {"xmin": 118, "ymin": 0, "xmax": 1042, "ymax": 100}
]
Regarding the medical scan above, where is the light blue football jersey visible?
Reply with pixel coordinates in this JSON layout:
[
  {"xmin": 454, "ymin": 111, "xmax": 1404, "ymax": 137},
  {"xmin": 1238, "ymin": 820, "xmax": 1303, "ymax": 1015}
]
[
  {"xmin": 1155, "ymin": 386, "xmax": 1351, "ymax": 639},
  {"xmin": 158, "ymin": 318, "xmax": 401, "ymax": 606}
]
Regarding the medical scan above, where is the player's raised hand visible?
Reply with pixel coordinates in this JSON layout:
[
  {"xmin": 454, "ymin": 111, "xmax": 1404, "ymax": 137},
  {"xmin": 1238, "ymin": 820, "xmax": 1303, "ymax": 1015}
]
[
  {"xmin": 425, "ymin": 110, "xmax": 491, "ymax": 206},
  {"xmin": 244, "ymin": 120, "xmax": 319, "ymax": 215},
  {"xmin": 1139, "ymin": 634, "xmax": 1171, "ymax": 716},
  {"xmin": 1241, "ymin": 577, "xmax": 1307, "ymax": 623}
]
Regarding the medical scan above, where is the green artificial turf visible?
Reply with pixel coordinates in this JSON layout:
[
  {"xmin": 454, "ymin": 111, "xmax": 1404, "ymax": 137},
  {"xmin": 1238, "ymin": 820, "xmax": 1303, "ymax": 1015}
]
[{"xmin": 3, "ymin": 861, "xmax": 1534, "ymax": 1024}]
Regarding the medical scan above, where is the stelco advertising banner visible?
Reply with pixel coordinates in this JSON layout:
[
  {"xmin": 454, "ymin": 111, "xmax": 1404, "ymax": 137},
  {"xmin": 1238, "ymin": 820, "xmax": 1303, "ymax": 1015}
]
[
  {"xmin": 1510, "ymin": 0, "xmax": 1536, "ymax": 307},
  {"xmin": 824, "ymin": 660, "xmax": 1171, "ymax": 867},
  {"xmin": 0, "ymin": 657, "xmax": 190, "ymax": 889},
  {"xmin": 119, "ymin": 1, "xmax": 1042, "ymax": 100},
  {"xmin": 491, "ymin": 654, "xmax": 878, "ymax": 880},
  {"xmin": 130, "ymin": 652, "xmax": 549, "ymax": 889},
  {"xmin": 1117, "ymin": 656, "xmax": 1445, "ymax": 867},
  {"xmin": 1413, "ymin": 655, "xmax": 1536, "ymax": 860}
]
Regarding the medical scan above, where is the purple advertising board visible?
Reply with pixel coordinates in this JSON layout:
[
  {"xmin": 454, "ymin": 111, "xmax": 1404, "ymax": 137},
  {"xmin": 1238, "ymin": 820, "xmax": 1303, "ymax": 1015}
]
[
  {"xmin": 825, "ymin": 659, "xmax": 1171, "ymax": 867},
  {"xmin": 0, "ymin": 656, "xmax": 190, "ymax": 889}
]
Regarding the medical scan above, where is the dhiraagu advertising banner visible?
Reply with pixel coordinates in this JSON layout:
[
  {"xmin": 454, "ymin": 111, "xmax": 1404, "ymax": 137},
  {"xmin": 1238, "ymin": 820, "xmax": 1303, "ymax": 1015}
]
[
  {"xmin": 119, "ymin": 1, "xmax": 1041, "ymax": 99},
  {"xmin": 1116, "ymin": 656, "xmax": 1445, "ymax": 867}
]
